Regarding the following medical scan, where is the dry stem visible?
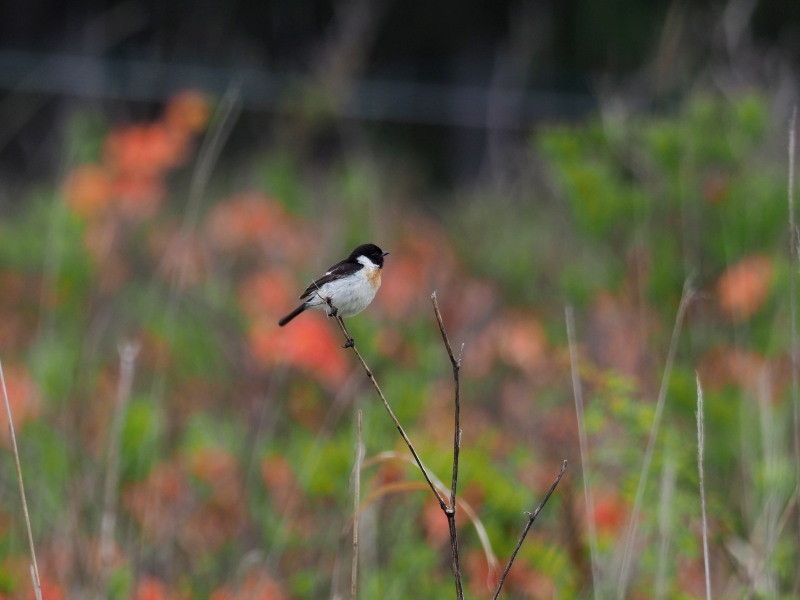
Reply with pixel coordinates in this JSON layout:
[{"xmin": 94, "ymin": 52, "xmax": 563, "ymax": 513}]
[
  {"xmin": 492, "ymin": 460, "xmax": 568, "ymax": 600},
  {"xmin": 0, "ymin": 358, "xmax": 42, "ymax": 600},
  {"xmin": 695, "ymin": 373, "xmax": 712, "ymax": 600},
  {"xmin": 787, "ymin": 107, "xmax": 800, "ymax": 588},
  {"xmin": 329, "ymin": 309, "xmax": 446, "ymax": 509},
  {"xmin": 431, "ymin": 292, "xmax": 465, "ymax": 600},
  {"xmin": 565, "ymin": 306, "xmax": 600, "ymax": 598},
  {"xmin": 351, "ymin": 409, "xmax": 363, "ymax": 600},
  {"xmin": 98, "ymin": 342, "xmax": 139, "ymax": 596},
  {"xmin": 616, "ymin": 279, "xmax": 694, "ymax": 598}
]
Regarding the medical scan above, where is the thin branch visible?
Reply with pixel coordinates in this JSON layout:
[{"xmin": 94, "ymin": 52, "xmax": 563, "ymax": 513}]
[
  {"xmin": 328, "ymin": 303, "xmax": 447, "ymax": 509},
  {"xmin": 431, "ymin": 292, "xmax": 462, "ymax": 510},
  {"xmin": 351, "ymin": 409, "xmax": 363, "ymax": 600},
  {"xmin": 696, "ymin": 373, "xmax": 712, "ymax": 600},
  {"xmin": 492, "ymin": 460, "xmax": 568, "ymax": 600},
  {"xmin": 98, "ymin": 342, "xmax": 139, "ymax": 598},
  {"xmin": 431, "ymin": 291, "xmax": 464, "ymax": 600},
  {"xmin": 565, "ymin": 306, "xmax": 600, "ymax": 598},
  {"xmin": 0, "ymin": 358, "xmax": 42, "ymax": 600},
  {"xmin": 616, "ymin": 279, "xmax": 694, "ymax": 598}
]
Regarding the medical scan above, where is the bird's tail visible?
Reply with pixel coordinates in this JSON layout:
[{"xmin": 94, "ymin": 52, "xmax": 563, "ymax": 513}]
[{"xmin": 278, "ymin": 305, "xmax": 306, "ymax": 327}]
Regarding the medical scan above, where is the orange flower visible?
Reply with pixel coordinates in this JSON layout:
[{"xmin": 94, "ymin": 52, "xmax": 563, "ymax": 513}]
[
  {"xmin": 237, "ymin": 269, "xmax": 295, "ymax": 319},
  {"xmin": 165, "ymin": 90, "xmax": 211, "ymax": 135},
  {"xmin": 64, "ymin": 164, "xmax": 114, "ymax": 218},
  {"xmin": 592, "ymin": 494, "xmax": 627, "ymax": 536},
  {"xmin": 135, "ymin": 577, "xmax": 169, "ymax": 600},
  {"xmin": 210, "ymin": 571, "xmax": 287, "ymax": 600},
  {"xmin": 698, "ymin": 346, "xmax": 788, "ymax": 400},
  {"xmin": 112, "ymin": 172, "xmax": 166, "ymax": 220},
  {"xmin": 206, "ymin": 193, "xmax": 287, "ymax": 254},
  {"xmin": 717, "ymin": 254, "xmax": 773, "ymax": 321},
  {"xmin": 248, "ymin": 314, "xmax": 349, "ymax": 387},
  {"xmin": 377, "ymin": 254, "xmax": 426, "ymax": 319},
  {"xmin": 105, "ymin": 123, "xmax": 187, "ymax": 177},
  {"xmin": 260, "ymin": 454, "xmax": 297, "ymax": 513},
  {"xmin": 123, "ymin": 461, "xmax": 189, "ymax": 541},
  {"xmin": 26, "ymin": 576, "xmax": 64, "ymax": 600}
]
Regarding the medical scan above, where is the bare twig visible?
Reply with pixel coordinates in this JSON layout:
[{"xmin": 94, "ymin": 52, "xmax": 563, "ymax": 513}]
[
  {"xmin": 328, "ymin": 301, "xmax": 447, "ymax": 509},
  {"xmin": 565, "ymin": 306, "xmax": 600, "ymax": 598},
  {"xmin": 0, "ymin": 359, "xmax": 42, "ymax": 600},
  {"xmin": 431, "ymin": 291, "xmax": 464, "ymax": 600},
  {"xmin": 696, "ymin": 373, "xmax": 712, "ymax": 600},
  {"xmin": 616, "ymin": 279, "xmax": 694, "ymax": 598},
  {"xmin": 98, "ymin": 343, "xmax": 140, "ymax": 598},
  {"xmin": 492, "ymin": 460, "xmax": 568, "ymax": 600},
  {"xmin": 351, "ymin": 409, "xmax": 363, "ymax": 600}
]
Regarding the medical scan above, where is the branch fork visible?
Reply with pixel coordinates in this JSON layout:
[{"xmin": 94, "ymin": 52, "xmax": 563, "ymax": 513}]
[{"xmin": 330, "ymin": 292, "xmax": 566, "ymax": 599}]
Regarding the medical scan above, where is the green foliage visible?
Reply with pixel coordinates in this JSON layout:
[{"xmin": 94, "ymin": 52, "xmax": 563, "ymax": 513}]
[
  {"xmin": 121, "ymin": 396, "xmax": 165, "ymax": 480},
  {"xmin": 0, "ymin": 89, "xmax": 797, "ymax": 599}
]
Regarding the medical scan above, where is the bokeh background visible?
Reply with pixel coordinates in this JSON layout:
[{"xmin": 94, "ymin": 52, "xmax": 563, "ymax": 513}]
[{"xmin": 1, "ymin": 1, "xmax": 800, "ymax": 598}]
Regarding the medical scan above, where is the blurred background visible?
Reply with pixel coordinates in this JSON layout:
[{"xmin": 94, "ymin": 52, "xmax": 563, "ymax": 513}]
[{"xmin": 1, "ymin": 0, "xmax": 800, "ymax": 598}]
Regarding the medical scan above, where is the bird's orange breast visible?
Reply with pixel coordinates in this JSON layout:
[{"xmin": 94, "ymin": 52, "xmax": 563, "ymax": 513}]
[{"xmin": 366, "ymin": 267, "xmax": 382, "ymax": 289}]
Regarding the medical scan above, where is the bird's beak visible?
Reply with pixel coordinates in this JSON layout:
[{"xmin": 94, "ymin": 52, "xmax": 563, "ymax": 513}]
[{"xmin": 382, "ymin": 251, "xmax": 390, "ymax": 256}]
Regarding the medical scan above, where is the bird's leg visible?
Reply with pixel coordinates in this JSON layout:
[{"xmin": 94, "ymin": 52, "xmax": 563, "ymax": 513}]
[
  {"xmin": 322, "ymin": 295, "xmax": 338, "ymax": 317},
  {"xmin": 337, "ymin": 316, "xmax": 355, "ymax": 348}
]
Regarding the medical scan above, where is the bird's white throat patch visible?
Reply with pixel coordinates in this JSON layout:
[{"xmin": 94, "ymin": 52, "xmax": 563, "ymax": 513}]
[{"xmin": 357, "ymin": 255, "xmax": 377, "ymax": 268}]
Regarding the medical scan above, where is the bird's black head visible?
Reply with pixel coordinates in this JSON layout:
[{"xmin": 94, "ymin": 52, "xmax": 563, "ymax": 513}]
[{"xmin": 349, "ymin": 243, "xmax": 389, "ymax": 268}]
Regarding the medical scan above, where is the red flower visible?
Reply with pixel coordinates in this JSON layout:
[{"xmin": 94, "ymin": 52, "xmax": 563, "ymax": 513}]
[
  {"xmin": 248, "ymin": 314, "xmax": 349, "ymax": 387},
  {"xmin": 717, "ymin": 254, "xmax": 773, "ymax": 322}
]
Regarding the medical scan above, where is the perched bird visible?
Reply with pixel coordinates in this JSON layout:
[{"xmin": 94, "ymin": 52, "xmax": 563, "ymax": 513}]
[{"xmin": 278, "ymin": 243, "xmax": 389, "ymax": 347}]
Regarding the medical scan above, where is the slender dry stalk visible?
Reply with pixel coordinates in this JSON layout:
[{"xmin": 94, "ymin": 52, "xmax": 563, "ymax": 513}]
[
  {"xmin": 492, "ymin": 460, "xmax": 568, "ymax": 600},
  {"xmin": 616, "ymin": 279, "xmax": 694, "ymax": 599},
  {"xmin": 431, "ymin": 291, "xmax": 465, "ymax": 600},
  {"xmin": 330, "ymin": 312, "xmax": 447, "ymax": 508},
  {"xmin": 565, "ymin": 306, "xmax": 600, "ymax": 598},
  {"xmin": 0, "ymin": 358, "xmax": 42, "ymax": 600},
  {"xmin": 695, "ymin": 373, "xmax": 712, "ymax": 600},
  {"xmin": 654, "ymin": 453, "xmax": 677, "ymax": 600},
  {"xmin": 351, "ymin": 409, "xmax": 363, "ymax": 600},
  {"xmin": 332, "ymin": 293, "xmax": 465, "ymax": 598},
  {"xmin": 787, "ymin": 107, "xmax": 800, "ymax": 588},
  {"xmin": 98, "ymin": 343, "xmax": 139, "ymax": 597}
]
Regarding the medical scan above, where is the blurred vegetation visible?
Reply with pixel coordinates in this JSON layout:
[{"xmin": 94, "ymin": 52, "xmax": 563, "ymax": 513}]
[{"xmin": 0, "ymin": 86, "xmax": 796, "ymax": 600}]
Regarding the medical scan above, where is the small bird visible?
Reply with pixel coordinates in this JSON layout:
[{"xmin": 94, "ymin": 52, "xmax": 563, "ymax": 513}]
[{"xmin": 278, "ymin": 243, "xmax": 389, "ymax": 347}]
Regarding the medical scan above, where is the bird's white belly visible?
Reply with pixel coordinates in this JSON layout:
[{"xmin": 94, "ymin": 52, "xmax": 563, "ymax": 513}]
[{"xmin": 307, "ymin": 268, "xmax": 379, "ymax": 317}]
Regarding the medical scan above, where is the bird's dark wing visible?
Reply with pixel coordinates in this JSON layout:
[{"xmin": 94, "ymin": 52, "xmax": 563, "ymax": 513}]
[{"xmin": 299, "ymin": 261, "xmax": 362, "ymax": 299}]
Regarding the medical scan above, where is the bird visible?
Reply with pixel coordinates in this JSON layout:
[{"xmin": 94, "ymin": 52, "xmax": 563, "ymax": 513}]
[{"xmin": 278, "ymin": 243, "xmax": 389, "ymax": 347}]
